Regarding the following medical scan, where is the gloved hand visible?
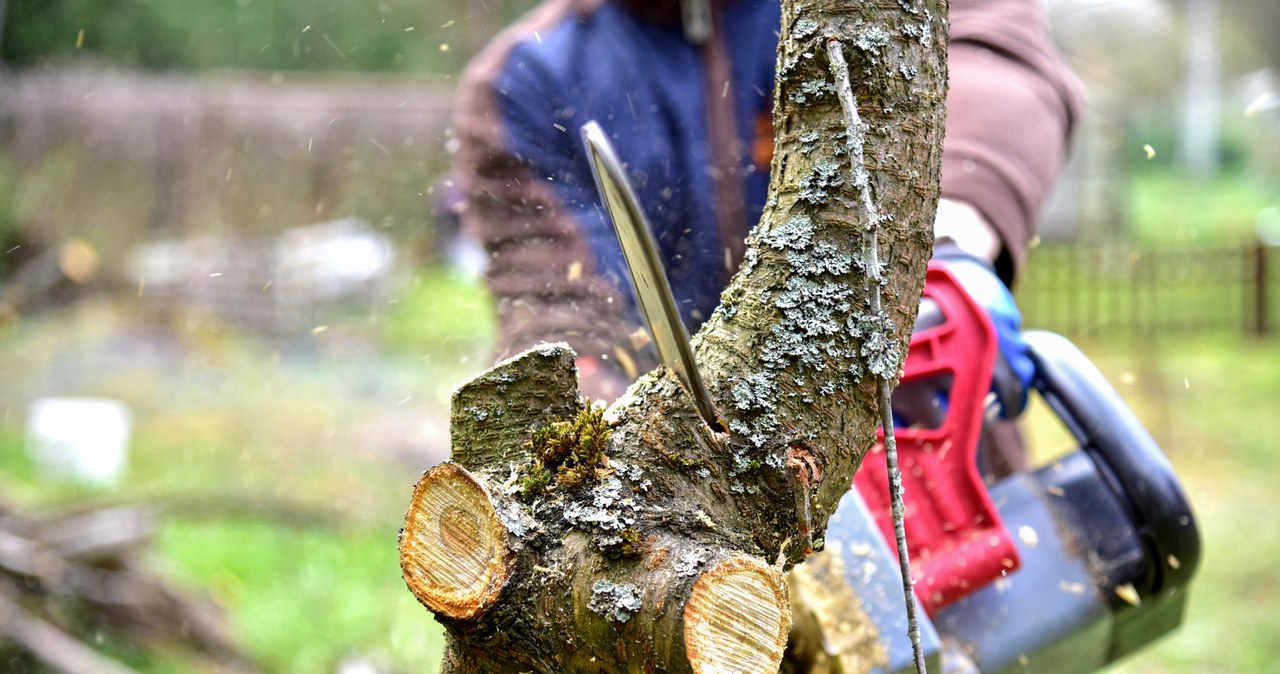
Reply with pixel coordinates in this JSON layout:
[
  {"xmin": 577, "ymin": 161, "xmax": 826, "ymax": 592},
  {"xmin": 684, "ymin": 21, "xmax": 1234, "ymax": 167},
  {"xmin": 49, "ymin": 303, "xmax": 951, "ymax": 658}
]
[{"xmin": 930, "ymin": 241, "xmax": 1034, "ymax": 419}]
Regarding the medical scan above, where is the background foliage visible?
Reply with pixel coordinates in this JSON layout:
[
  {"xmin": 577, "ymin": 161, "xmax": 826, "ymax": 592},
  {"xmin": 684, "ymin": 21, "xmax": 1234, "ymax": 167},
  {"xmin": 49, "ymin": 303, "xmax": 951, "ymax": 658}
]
[{"xmin": 0, "ymin": 0, "xmax": 538, "ymax": 73}]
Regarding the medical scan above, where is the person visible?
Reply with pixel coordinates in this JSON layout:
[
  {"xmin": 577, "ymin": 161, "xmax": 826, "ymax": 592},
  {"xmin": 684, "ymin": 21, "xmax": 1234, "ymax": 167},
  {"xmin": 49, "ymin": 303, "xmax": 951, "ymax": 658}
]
[{"xmin": 451, "ymin": 0, "xmax": 1083, "ymax": 462}]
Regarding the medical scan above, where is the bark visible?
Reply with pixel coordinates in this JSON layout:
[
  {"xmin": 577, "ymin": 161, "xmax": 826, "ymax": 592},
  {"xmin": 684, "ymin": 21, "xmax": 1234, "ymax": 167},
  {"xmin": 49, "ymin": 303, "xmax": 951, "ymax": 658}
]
[{"xmin": 400, "ymin": 1, "xmax": 948, "ymax": 671}]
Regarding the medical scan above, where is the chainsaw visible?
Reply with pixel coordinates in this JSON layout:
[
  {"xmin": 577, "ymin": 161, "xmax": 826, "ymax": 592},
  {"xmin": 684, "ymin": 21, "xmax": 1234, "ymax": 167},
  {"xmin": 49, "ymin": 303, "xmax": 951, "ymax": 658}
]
[{"xmin": 581, "ymin": 121, "xmax": 1201, "ymax": 673}]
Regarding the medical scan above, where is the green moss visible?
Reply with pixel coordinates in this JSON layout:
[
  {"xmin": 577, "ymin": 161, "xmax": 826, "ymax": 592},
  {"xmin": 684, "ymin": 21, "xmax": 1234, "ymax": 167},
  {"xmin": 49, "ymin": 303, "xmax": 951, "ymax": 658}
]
[
  {"xmin": 600, "ymin": 527, "xmax": 645, "ymax": 560},
  {"xmin": 516, "ymin": 404, "xmax": 612, "ymax": 499},
  {"xmin": 516, "ymin": 463, "xmax": 553, "ymax": 500},
  {"xmin": 652, "ymin": 430, "xmax": 710, "ymax": 472}
]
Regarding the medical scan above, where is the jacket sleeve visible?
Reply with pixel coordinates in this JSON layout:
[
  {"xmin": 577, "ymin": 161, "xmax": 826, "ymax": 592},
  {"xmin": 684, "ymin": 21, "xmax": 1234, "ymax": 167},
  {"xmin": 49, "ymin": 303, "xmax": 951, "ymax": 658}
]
[
  {"xmin": 942, "ymin": 0, "xmax": 1085, "ymax": 283},
  {"xmin": 452, "ymin": 39, "xmax": 642, "ymax": 374}
]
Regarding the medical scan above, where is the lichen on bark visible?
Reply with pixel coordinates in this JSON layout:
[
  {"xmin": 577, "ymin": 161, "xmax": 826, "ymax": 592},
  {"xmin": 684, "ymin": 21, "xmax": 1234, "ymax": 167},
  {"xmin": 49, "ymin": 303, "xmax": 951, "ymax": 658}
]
[{"xmin": 696, "ymin": 0, "xmax": 947, "ymax": 567}]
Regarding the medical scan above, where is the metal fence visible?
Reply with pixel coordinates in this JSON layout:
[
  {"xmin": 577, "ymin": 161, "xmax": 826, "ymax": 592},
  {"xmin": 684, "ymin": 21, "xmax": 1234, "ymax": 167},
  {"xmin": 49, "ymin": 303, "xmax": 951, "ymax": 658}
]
[{"xmin": 1015, "ymin": 241, "xmax": 1275, "ymax": 341}]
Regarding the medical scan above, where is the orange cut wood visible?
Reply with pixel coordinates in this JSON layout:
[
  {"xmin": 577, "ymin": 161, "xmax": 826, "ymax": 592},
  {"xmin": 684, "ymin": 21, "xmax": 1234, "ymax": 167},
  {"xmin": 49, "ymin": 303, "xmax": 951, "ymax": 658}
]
[
  {"xmin": 682, "ymin": 554, "xmax": 790, "ymax": 674},
  {"xmin": 399, "ymin": 463, "xmax": 513, "ymax": 620}
]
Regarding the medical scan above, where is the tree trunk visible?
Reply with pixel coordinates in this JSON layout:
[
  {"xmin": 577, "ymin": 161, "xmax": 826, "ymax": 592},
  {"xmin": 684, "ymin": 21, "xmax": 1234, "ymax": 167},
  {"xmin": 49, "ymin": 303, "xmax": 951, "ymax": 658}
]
[
  {"xmin": 1178, "ymin": 0, "xmax": 1222, "ymax": 181},
  {"xmin": 400, "ymin": 1, "xmax": 948, "ymax": 672}
]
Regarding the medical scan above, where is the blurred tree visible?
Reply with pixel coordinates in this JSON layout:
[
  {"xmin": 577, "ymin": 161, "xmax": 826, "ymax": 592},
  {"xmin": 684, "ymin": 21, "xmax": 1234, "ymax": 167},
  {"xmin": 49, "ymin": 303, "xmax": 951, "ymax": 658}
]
[
  {"xmin": 0, "ymin": 158, "xmax": 15, "ymax": 249},
  {"xmin": 1179, "ymin": 0, "xmax": 1222, "ymax": 180}
]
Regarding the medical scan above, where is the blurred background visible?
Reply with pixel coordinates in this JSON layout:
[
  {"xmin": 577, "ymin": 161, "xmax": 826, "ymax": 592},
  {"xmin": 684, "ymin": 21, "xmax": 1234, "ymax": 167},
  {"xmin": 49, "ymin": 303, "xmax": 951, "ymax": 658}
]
[{"xmin": 0, "ymin": 0, "xmax": 1275, "ymax": 672}]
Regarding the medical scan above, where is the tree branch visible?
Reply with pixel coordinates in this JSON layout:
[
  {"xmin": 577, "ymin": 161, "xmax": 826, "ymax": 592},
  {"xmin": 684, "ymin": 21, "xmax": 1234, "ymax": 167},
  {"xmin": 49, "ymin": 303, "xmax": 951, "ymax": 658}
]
[{"xmin": 401, "ymin": 1, "xmax": 948, "ymax": 671}]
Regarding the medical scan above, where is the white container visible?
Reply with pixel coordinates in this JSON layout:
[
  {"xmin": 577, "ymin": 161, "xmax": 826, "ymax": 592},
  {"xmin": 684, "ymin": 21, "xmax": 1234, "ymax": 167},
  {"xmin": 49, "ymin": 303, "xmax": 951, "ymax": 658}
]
[{"xmin": 25, "ymin": 398, "xmax": 133, "ymax": 487}]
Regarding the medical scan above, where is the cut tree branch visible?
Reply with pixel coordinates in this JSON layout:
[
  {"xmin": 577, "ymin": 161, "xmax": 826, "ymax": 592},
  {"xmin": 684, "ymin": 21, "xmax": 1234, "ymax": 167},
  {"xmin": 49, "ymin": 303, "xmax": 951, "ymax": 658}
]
[{"xmin": 401, "ymin": 0, "xmax": 948, "ymax": 671}]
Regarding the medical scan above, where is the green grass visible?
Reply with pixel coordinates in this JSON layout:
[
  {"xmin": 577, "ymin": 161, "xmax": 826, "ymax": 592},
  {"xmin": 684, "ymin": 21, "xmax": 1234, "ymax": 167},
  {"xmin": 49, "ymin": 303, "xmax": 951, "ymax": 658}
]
[
  {"xmin": 0, "ymin": 417, "xmax": 447, "ymax": 672},
  {"xmin": 377, "ymin": 267, "xmax": 498, "ymax": 361},
  {"xmin": 155, "ymin": 519, "xmax": 442, "ymax": 673},
  {"xmin": 1129, "ymin": 167, "xmax": 1278, "ymax": 247}
]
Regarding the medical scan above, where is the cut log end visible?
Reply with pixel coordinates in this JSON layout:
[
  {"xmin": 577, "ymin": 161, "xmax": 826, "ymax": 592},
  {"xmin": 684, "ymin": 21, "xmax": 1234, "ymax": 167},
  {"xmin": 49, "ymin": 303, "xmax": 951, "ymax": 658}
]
[
  {"xmin": 399, "ymin": 462, "xmax": 512, "ymax": 620},
  {"xmin": 683, "ymin": 554, "xmax": 791, "ymax": 674}
]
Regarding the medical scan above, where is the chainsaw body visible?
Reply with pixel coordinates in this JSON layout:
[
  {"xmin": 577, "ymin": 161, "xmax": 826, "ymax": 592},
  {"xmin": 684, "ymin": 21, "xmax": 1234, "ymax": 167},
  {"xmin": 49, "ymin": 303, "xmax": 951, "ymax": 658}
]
[{"xmin": 824, "ymin": 265, "xmax": 1201, "ymax": 673}]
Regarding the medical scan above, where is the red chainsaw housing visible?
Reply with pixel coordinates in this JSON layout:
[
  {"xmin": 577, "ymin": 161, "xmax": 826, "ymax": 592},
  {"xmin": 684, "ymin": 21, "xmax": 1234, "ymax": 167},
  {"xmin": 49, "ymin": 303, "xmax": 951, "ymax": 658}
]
[{"xmin": 852, "ymin": 264, "xmax": 1021, "ymax": 615}]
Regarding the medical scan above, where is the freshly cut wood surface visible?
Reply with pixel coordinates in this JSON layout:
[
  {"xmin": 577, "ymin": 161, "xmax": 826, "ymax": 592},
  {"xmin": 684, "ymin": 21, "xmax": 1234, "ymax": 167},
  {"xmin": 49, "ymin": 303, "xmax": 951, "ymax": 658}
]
[
  {"xmin": 683, "ymin": 555, "xmax": 790, "ymax": 674},
  {"xmin": 400, "ymin": 462, "xmax": 512, "ymax": 620}
]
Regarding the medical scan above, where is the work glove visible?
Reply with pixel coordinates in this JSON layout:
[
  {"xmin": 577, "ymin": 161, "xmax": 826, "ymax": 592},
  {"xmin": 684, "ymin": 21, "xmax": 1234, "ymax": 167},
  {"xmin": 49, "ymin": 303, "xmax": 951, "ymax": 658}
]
[{"xmin": 929, "ymin": 241, "xmax": 1034, "ymax": 419}]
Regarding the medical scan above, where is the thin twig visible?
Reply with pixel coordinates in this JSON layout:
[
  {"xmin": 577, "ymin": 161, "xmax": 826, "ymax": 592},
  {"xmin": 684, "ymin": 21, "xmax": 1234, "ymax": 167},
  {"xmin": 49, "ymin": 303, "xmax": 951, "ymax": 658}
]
[{"xmin": 827, "ymin": 38, "xmax": 928, "ymax": 674}]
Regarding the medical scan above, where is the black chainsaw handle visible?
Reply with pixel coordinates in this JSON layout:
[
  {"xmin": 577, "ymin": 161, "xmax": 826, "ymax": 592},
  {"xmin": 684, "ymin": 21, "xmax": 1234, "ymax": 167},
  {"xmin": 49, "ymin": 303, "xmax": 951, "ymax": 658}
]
[{"xmin": 1024, "ymin": 331, "xmax": 1201, "ymax": 598}]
